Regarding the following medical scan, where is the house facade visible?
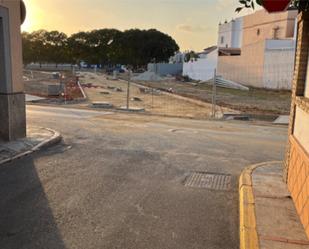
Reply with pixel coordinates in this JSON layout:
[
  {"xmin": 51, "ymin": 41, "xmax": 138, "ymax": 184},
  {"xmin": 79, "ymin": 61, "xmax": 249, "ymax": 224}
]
[
  {"xmin": 217, "ymin": 9, "xmax": 298, "ymax": 90},
  {"xmin": 286, "ymin": 12, "xmax": 309, "ymax": 239},
  {"xmin": 0, "ymin": 0, "xmax": 26, "ymax": 141}
]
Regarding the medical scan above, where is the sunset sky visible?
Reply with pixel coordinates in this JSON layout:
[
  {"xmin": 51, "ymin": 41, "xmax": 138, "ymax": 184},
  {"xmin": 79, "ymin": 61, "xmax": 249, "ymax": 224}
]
[{"xmin": 21, "ymin": 0, "xmax": 254, "ymax": 51}]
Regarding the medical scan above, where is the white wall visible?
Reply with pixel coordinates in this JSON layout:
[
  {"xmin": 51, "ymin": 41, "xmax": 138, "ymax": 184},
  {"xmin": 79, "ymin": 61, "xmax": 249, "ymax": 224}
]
[
  {"xmin": 148, "ymin": 63, "xmax": 183, "ymax": 76},
  {"xmin": 231, "ymin": 18, "xmax": 243, "ymax": 48},
  {"xmin": 183, "ymin": 49, "xmax": 218, "ymax": 81},
  {"xmin": 263, "ymin": 39, "xmax": 295, "ymax": 90},
  {"xmin": 294, "ymin": 107, "xmax": 309, "ymax": 152}
]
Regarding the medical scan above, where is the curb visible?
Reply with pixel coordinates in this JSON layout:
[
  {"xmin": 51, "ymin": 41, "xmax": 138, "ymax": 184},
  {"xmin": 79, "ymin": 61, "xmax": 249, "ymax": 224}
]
[
  {"xmin": 239, "ymin": 161, "xmax": 282, "ymax": 249},
  {"xmin": 0, "ymin": 128, "xmax": 62, "ymax": 165}
]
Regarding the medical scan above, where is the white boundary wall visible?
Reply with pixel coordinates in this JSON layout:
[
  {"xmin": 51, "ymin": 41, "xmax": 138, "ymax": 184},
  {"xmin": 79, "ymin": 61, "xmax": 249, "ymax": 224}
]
[
  {"xmin": 263, "ymin": 40, "xmax": 295, "ymax": 89},
  {"xmin": 263, "ymin": 48, "xmax": 295, "ymax": 89}
]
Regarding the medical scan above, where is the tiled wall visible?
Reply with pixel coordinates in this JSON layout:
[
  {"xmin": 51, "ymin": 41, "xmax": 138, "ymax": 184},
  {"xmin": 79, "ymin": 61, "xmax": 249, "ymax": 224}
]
[
  {"xmin": 288, "ymin": 135, "xmax": 309, "ymax": 237},
  {"xmin": 286, "ymin": 12, "xmax": 309, "ymax": 239}
]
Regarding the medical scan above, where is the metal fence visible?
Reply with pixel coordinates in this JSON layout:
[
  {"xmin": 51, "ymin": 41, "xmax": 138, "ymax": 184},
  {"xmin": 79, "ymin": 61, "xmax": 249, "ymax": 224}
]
[{"xmin": 79, "ymin": 71, "xmax": 225, "ymax": 119}]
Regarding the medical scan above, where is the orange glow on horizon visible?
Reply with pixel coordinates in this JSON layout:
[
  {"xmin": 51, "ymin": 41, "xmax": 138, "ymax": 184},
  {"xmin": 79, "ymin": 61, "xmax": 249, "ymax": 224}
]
[{"xmin": 18, "ymin": 0, "xmax": 248, "ymax": 51}]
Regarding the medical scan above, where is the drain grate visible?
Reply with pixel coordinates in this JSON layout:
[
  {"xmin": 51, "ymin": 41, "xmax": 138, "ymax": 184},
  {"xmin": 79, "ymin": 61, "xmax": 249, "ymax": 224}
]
[{"xmin": 184, "ymin": 172, "xmax": 232, "ymax": 191}]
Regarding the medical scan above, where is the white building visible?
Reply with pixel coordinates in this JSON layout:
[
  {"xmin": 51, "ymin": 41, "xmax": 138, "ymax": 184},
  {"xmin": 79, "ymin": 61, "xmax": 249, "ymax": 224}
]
[
  {"xmin": 218, "ymin": 18, "xmax": 243, "ymax": 49},
  {"xmin": 182, "ymin": 17, "xmax": 243, "ymax": 82},
  {"xmin": 217, "ymin": 9, "xmax": 298, "ymax": 90},
  {"xmin": 183, "ymin": 46, "xmax": 218, "ymax": 81}
]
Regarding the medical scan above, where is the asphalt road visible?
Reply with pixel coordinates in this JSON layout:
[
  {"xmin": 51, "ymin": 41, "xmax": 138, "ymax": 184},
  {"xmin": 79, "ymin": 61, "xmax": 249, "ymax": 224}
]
[{"xmin": 0, "ymin": 105, "xmax": 288, "ymax": 249}]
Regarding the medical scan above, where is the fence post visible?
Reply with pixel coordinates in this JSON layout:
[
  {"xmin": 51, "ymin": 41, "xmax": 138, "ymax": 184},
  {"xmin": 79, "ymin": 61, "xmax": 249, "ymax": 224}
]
[
  {"xmin": 212, "ymin": 69, "xmax": 217, "ymax": 118},
  {"xmin": 126, "ymin": 70, "xmax": 131, "ymax": 110},
  {"xmin": 152, "ymin": 88, "xmax": 154, "ymax": 109}
]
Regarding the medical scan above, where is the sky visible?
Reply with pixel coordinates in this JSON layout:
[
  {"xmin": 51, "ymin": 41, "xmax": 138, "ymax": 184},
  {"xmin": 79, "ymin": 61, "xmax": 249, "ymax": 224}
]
[{"xmin": 21, "ymin": 0, "xmax": 254, "ymax": 51}]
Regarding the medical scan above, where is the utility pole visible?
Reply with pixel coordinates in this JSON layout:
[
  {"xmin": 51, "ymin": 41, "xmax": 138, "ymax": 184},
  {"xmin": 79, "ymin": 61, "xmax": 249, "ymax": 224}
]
[
  {"xmin": 152, "ymin": 88, "xmax": 154, "ymax": 109},
  {"xmin": 94, "ymin": 65, "xmax": 97, "ymax": 74},
  {"xmin": 212, "ymin": 69, "xmax": 217, "ymax": 118}
]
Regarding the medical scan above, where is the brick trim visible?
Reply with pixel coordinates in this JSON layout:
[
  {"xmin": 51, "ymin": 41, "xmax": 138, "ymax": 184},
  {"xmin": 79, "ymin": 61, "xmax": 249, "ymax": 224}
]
[
  {"xmin": 288, "ymin": 135, "xmax": 309, "ymax": 237},
  {"xmin": 290, "ymin": 135, "xmax": 309, "ymax": 163},
  {"xmin": 284, "ymin": 12, "xmax": 309, "ymax": 182},
  {"xmin": 296, "ymin": 97, "xmax": 309, "ymax": 114}
]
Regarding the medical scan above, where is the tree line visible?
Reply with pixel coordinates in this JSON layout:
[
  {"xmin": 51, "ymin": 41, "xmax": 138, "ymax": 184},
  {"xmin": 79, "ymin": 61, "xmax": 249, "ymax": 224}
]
[{"xmin": 22, "ymin": 29, "xmax": 180, "ymax": 68}]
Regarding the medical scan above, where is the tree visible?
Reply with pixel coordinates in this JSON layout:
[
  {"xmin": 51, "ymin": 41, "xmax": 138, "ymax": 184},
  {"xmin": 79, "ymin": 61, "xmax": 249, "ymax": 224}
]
[
  {"xmin": 22, "ymin": 28, "xmax": 180, "ymax": 68},
  {"xmin": 184, "ymin": 51, "xmax": 199, "ymax": 62},
  {"xmin": 22, "ymin": 30, "xmax": 49, "ymax": 66},
  {"xmin": 87, "ymin": 29, "xmax": 122, "ymax": 66},
  {"xmin": 22, "ymin": 32, "xmax": 35, "ymax": 66},
  {"xmin": 120, "ymin": 29, "xmax": 179, "ymax": 67},
  {"xmin": 44, "ymin": 31, "xmax": 69, "ymax": 66},
  {"xmin": 67, "ymin": 32, "xmax": 89, "ymax": 66}
]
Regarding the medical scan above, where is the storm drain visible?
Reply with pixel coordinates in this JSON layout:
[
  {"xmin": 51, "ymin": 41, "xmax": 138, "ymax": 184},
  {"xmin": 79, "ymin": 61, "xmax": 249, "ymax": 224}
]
[{"xmin": 184, "ymin": 172, "xmax": 232, "ymax": 191}]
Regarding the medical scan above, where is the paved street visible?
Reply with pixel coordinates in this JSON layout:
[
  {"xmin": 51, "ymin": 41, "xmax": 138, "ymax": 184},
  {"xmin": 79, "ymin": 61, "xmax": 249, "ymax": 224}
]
[{"xmin": 0, "ymin": 105, "xmax": 288, "ymax": 249}]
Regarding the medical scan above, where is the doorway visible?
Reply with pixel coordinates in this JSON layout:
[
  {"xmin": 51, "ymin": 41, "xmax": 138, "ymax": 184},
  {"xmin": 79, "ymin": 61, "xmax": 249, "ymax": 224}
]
[{"xmin": 0, "ymin": 6, "xmax": 12, "ymax": 93}]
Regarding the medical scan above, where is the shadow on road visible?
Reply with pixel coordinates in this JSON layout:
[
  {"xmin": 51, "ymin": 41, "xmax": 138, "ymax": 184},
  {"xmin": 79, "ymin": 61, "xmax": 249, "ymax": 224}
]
[{"xmin": 0, "ymin": 156, "xmax": 66, "ymax": 249}]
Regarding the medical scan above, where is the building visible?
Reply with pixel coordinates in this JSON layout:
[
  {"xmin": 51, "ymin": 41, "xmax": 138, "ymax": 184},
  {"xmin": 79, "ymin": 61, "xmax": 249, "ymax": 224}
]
[
  {"xmin": 183, "ymin": 46, "xmax": 218, "ymax": 81},
  {"xmin": 0, "ymin": 0, "xmax": 26, "ymax": 141},
  {"xmin": 217, "ymin": 9, "xmax": 298, "ymax": 90},
  {"xmin": 218, "ymin": 17, "xmax": 243, "ymax": 49},
  {"xmin": 286, "ymin": 12, "xmax": 309, "ymax": 239}
]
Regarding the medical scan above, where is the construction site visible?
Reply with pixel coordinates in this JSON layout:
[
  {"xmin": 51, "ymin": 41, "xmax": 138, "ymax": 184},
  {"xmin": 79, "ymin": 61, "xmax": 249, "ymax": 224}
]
[{"xmin": 23, "ymin": 69, "xmax": 291, "ymax": 122}]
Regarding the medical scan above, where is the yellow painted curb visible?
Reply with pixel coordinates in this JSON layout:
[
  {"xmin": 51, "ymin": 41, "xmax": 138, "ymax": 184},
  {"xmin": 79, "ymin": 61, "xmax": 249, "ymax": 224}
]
[{"xmin": 239, "ymin": 161, "xmax": 282, "ymax": 249}]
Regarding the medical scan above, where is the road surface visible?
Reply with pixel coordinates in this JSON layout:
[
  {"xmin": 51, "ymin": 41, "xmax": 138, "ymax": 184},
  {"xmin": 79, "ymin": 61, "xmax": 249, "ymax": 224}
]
[{"xmin": 0, "ymin": 105, "xmax": 288, "ymax": 249}]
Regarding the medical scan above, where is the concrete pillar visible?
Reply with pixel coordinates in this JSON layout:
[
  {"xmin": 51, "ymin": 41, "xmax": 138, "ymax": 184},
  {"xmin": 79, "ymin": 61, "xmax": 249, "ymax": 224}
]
[{"xmin": 0, "ymin": 1, "xmax": 26, "ymax": 141}]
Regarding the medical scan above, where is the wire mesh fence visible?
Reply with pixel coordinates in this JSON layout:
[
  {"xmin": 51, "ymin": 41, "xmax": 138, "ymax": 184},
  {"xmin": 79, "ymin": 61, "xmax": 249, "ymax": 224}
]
[
  {"xmin": 78, "ymin": 71, "xmax": 230, "ymax": 119},
  {"xmin": 23, "ymin": 66, "xmax": 292, "ymax": 119}
]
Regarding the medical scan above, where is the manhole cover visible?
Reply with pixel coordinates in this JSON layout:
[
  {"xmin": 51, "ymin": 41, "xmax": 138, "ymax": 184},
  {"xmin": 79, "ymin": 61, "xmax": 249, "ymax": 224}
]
[{"xmin": 184, "ymin": 172, "xmax": 232, "ymax": 190}]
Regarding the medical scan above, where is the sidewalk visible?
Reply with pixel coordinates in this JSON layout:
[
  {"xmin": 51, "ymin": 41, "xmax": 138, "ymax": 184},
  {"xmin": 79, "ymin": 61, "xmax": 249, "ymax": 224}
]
[
  {"xmin": 0, "ymin": 127, "xmax": 61, "ymax": 165},
  {"xmin": 239, "ymin": 162, "xmax": 309, "ymax": 249}
]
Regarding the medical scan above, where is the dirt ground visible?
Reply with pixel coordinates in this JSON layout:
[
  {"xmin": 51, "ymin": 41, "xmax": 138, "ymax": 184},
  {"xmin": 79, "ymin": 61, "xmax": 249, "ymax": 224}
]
[
  {"xmin": 23, "ymin": 70, "xmax": 60, "ymax": 96},
  {"xmin": 79, "ymin": 72, "xmax": 235, "ymax": 119},
  {"xmin": 134, "ymin": 79, "xmax": 291, "ymax": 115},
  {"xmin": 24, "ymin": 70, "xmax": 83, "ymax": 100}
]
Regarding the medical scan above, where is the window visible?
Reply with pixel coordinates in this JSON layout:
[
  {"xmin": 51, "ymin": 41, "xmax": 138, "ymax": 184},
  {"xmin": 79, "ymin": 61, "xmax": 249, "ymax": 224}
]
[
  {"xmin": 220, "ymin": 36, "xmax": 224, "ymax": 44},
  {"xmin": 0, "ymin": 6, "xmax": 11, "ymax": 93},
  {"xmin": 273, "ymin": 26, "xmax": 280, "ymax": 39},
  {"xmin": 257, "ymin": 28, "xmax": 260, "ymax": 36}
]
